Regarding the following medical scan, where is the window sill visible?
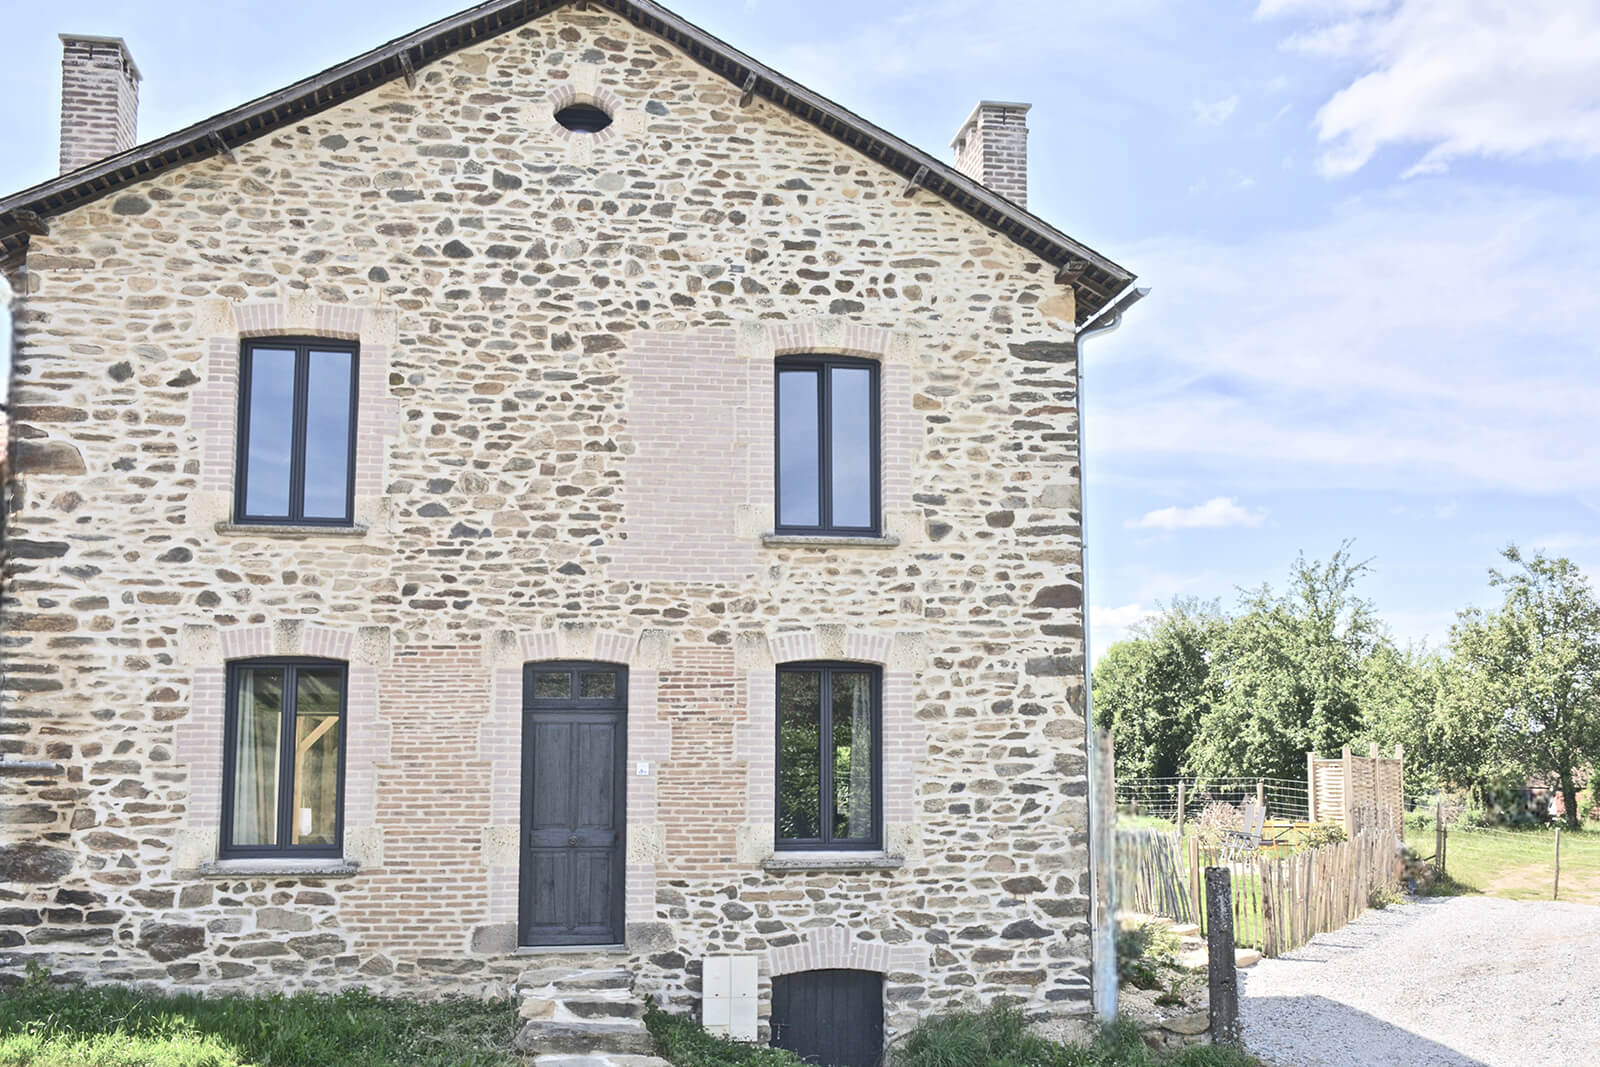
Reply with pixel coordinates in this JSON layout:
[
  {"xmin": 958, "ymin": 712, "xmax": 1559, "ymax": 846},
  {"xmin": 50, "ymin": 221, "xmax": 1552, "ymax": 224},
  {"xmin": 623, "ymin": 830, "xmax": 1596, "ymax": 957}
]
[
  {"xmin": 195, "ymin": 859, "xmax": 361, "ymax": 879},
  {"xmin": 215, "ymin": 522, "xmax": 368, "ymax": 538},
  {"xmin": 760, "ymin": 533, "xmax": 900, "ymax": 549},
  {"xmin": 761, "ymin": 853, "xmax": 905, "ymax": 873}
]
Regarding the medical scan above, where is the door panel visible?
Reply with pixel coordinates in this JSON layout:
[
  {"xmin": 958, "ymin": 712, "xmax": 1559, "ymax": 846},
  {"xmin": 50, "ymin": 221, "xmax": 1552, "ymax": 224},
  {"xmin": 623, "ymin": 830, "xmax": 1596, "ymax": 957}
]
[
  {"xmin": 520, "ymin": 664, "xmax": 627, "ymax": 946},
  {"xmin": 771, "ymin": 970, "xmax": 884, "ymax": 1067}
]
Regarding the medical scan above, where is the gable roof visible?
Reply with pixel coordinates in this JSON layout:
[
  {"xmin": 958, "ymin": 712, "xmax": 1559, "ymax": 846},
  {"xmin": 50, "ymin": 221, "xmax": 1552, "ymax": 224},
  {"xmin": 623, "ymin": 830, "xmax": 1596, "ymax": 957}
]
[{"xmin": 0, "ymin": 0, "xmax": 1135, "ymax": 323}]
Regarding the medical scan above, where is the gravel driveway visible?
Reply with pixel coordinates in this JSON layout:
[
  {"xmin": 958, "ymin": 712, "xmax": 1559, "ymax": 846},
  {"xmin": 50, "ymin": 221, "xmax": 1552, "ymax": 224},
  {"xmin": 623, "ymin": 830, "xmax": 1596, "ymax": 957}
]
[{"xmin": 1239, "ymin": 895, "xmax": 1600, "ymax": 1067}]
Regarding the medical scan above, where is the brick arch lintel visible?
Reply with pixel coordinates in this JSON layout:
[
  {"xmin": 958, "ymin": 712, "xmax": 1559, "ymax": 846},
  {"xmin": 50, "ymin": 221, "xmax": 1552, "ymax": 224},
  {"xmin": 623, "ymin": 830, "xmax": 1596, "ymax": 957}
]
[
  {"xmin": 736, "ymin": 625, "xmax": 925, "ymax": 671},
  {"xmin": 765, "ymin": 927, "xmax": 893, "ymax": 977},
  {"xmin": 737, "ymin": 316, "xmax": 920, "ymax": 365}
]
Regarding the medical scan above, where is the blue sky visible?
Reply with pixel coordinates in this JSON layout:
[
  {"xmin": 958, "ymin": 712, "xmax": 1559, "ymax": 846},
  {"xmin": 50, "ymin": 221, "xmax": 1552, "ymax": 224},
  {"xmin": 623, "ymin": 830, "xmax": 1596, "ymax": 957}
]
[{"xmin": 3, "ymin": 0, "xmax": 1597, "ymax": 656}]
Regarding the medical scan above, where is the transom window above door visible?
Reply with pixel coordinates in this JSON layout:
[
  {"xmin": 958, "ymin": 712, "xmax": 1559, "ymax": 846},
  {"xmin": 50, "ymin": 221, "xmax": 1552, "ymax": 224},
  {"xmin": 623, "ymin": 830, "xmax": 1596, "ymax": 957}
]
[
  {"xmin": 775, "ymin": 356, "xmax": 880, "ymax": 536},
  {"xmin": 235, "ymin": 338, "xmax": 359, "ymax": 525}
]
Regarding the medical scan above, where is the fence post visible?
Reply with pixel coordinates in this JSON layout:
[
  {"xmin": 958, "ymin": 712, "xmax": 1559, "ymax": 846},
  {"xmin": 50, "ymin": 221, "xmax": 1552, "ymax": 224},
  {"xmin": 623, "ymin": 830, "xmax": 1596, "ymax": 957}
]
[
  {"xmin": 1090, "ymin": 729, "xmax": 1118, "ymax": 1024},
  {"xmin": 1554, "ymin": 828, "xmax": 1562, "ymax": 901},
  {"xmin": 1205, "ymin": 867, "xmax": 1241, "ymax": 1045},
  {"xmin": 1341, "ymin": 746, "xmax": 1355, "ymax": 837},
  {"xmin": 1177, "ymin": 781, "xmax": 1187, "ymax": 835},
  {"xmin": 1257, "ymin": 779, "xmax": 1266, "ymax": 819},
  {"xmin": 1307, "ymin": 752, "xmax": 1318, "ymax": 823}
]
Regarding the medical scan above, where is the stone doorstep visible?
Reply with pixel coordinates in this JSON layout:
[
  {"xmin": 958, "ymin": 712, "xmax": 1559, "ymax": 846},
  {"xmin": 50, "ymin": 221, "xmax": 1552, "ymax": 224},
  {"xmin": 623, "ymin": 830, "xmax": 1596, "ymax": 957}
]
[
  {"xmin": 1175, "ymin": 947, "xmax": 1260, "ymax": 970},
  {"xmin": 520, "ymin": 966, "xmax": 635, "ymax": 992},
  {"xmin": 515, "ymin": 1020, "xmax": 657, "ymax": 1057},
  {"xmin": 516, "ymin": 964, "xmax": 655, "ymax": 1055},
  {"xmin": 534, "ymin": 1056, "xmax": 674, "ymax": 1067}
]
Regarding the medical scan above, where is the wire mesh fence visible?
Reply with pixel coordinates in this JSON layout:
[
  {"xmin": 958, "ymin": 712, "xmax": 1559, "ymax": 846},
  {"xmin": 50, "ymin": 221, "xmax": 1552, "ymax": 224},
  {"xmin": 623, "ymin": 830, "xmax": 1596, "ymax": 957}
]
[{"xmin": 1116, "ymin": 776, "xmax": 1312, "ymax": 824}]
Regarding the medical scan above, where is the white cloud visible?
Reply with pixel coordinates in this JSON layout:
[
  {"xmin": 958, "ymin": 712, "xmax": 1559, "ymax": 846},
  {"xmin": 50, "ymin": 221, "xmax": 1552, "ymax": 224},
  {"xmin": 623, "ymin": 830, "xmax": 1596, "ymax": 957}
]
[
  {"xmin": 1094, "ymin": 182, "xmax": 1600, "ymax": 493},
  {"xmin": 1127, "ymin": 497, "xmax": 1267, "ymax": 531},
  {"xmin": 1192, "ymin": 95, "xmax": 1240, "ymax": 127},
  {"xmin": 1089, "ymin": 602, "xmax": 1153, "ymax": 664},
  {"xmin": 1094, "ymin": 602, "xmax": 1153, "ymax": 629},
  {"xmin": 1528, "ymin": 532, "xmax": 1600, "ymax": 553},
  {"xmin": 1259, "ymin": 0, "xmax": 1600, "ymax": 176}
]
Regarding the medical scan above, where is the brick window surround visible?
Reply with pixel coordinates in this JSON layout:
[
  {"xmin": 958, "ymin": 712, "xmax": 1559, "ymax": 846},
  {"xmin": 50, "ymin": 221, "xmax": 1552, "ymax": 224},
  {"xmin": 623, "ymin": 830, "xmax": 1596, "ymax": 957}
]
[
  {"xmin": 172, "ymin": 620, "xmax": 394, "ymax": 871},
  {"xmin": 478, "ymin": 625, "xmax": 672, "ymax": 938},
  {"xmin": 614, "ymin": 317, "xmax": 921, "ymax": 583},
  {"xmin": 190, "ymin": 297, "xmax": 401, "ymax": 530},
  {"xmin": 734, "ymin": 625, "xmax": 926, "ymax": 864}
]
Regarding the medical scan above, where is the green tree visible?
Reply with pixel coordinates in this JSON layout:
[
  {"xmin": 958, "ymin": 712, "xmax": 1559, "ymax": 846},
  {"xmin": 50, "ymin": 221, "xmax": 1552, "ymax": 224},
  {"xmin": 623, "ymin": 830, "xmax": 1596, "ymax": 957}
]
[
  {"xmin": 1190, "ymin": 544, "xmax": 1388, "ymax": 782},
  {"xmin": 1092, "ymin": 599, "xmax": 1222, "ymax": 780},
  {"xmin": 1441, "ymin": 546, "xmax": 1600, "ymax": 828},
  {"xmin": 1352, "ymin": 642, "xmax": 1445, "ymax": 793}
]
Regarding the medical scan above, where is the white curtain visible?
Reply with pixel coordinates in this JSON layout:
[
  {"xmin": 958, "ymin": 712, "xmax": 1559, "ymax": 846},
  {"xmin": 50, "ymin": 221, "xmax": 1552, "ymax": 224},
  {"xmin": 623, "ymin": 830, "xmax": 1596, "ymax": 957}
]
[
  {"xmin": 844, "ymin": 675, "xmax": 874, "ymax": 840},
  {"xmin": 232, "ymin": 670, "xmax": 280, "ymax": 846}
]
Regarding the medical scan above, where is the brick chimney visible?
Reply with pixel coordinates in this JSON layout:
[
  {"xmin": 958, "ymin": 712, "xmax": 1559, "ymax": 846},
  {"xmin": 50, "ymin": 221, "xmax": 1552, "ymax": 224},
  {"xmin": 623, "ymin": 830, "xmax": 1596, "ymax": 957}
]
[
  {"xmin": 951, "ymin": 101, "xmax": 1031, "ymax": 209},
  {"xmin": 58, "ymin": 34, "xmax": 142, "ymax": 174}
]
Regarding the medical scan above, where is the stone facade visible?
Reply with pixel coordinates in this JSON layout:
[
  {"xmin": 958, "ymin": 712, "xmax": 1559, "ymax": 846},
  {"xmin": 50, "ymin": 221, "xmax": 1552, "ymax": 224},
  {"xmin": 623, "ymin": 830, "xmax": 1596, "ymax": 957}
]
[{"xmin": 1, "ymin": 3, "xmax": 1098, "ymax": 1042}]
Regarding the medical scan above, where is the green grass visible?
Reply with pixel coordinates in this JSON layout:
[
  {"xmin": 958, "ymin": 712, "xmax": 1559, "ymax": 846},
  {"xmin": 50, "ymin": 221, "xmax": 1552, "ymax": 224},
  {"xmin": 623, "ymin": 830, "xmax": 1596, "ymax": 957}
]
[
  {"xmin": 0, "ymin": 973, "xmax": 521, "ymax": 1067},
  {"xmin": 1405, "ymin": 824, "xmax": 1600, "ymax": 904},
  {"xmin": 648, "ymin": 1006, "xmax": 1260, "ymax": 1067}
]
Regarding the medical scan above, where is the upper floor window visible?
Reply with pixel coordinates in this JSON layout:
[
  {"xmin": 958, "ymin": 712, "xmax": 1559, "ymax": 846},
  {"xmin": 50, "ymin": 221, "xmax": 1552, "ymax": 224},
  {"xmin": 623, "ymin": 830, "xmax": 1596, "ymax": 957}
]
[
  {"xmin": 776, "ymin": 662, "xmax": 881, "ymax": 851},
  {"xmin": 775, "ymin": 357, "xmax": 879, "ymax": 536},
  {"xmin": 222, "ymin": 659, "xmax": 346, "ymax": 859},
  {"xmin": 235, "ymin": 338, "xmax": 358, "ymax": 525}
]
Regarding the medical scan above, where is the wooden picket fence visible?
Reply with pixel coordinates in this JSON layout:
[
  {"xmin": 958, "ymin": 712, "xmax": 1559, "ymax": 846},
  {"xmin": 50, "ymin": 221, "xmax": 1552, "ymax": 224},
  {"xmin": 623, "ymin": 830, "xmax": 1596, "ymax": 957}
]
[
  {"xmin": 1114, "ymin": 830, "xmax": 1195, "ymax": 923},
  {"xmin": 1116, "ymin": 826, "xmax": 1402, "ymax": 957}
]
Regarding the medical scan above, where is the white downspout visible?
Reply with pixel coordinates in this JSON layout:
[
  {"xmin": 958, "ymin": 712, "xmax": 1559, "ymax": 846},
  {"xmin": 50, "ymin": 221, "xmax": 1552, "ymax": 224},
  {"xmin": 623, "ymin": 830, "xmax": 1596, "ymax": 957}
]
[{"xmin": 1077, "ymin": 285, "xmax": 1149, "ymax": 1025}]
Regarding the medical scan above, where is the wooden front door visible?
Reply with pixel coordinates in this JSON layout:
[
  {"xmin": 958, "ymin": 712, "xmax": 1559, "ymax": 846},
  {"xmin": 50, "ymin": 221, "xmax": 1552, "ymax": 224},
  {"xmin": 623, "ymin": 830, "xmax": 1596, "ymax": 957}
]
[
  {"xmin": 519, "ymin": 662, "xmax": 627, "ymax": 946},
  {"xmin": 770, "ymin": 970, "xmax": 884, "ymax": 1067}
]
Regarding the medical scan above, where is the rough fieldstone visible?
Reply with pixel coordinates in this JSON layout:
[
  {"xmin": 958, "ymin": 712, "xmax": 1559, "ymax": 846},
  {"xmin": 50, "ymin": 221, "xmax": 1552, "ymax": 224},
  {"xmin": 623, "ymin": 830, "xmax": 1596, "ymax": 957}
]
[
  {"xmin": 139, "ymin": 922, "xmax": 206, "ymax": 961},
  {"xmin": 0, "ymin": 845, "xmax": 73, "ymax": 883}
]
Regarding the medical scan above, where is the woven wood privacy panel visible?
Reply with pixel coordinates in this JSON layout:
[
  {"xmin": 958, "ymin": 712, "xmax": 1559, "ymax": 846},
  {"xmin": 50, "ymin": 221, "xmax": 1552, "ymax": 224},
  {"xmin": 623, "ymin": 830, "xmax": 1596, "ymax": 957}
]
[{"xmin": 1308, "ymin": 747, "xmax": 1403, "ymax": 831}]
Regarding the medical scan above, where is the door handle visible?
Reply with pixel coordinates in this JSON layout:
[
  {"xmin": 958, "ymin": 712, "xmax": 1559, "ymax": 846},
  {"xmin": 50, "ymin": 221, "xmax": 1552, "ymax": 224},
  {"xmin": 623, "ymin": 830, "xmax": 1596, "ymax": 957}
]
[{"xmin": 568, "ymin": 835, "xmax": 578, "ymax": 847}]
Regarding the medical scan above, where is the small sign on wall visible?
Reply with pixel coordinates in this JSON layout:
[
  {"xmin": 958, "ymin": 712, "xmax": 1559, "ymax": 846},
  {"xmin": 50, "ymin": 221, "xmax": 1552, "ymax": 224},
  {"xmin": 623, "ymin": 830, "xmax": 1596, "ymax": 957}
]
[{"xmin": 702, "ymin": 954, "xmax": 758, "ymax": 1041}]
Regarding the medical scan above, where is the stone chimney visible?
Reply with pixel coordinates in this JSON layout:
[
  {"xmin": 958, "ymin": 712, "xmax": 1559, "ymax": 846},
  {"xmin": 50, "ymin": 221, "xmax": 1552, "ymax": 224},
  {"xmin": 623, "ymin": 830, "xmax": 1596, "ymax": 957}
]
[
  {"xmin": 951, "ymin": 101, "xmax": 1031, "ymax": 209},
  {"xmin": 58, "ymin": 34, "xmax": 142, "ymax": 175}
]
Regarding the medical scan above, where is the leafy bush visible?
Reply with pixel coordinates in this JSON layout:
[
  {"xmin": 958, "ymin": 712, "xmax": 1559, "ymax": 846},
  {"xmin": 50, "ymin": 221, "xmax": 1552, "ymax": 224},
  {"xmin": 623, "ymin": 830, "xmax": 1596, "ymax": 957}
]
[
  {"xmin": 0, "ymin": 970, "xmax": 520, "ymax": 1067},
  {"xmin": 1367, "ymin": 885, "xmax": 1404, "ymax": 910},
  {"xmin": 1115, "ymin": 923, "xmax": 1184, "ymax": 991},
  {"xmin": 888, "ymin": 1008, "xmax": 1261, "ymax": 1067},
  {"xmin": 1293, "ymin": 823, "xmax": 1346, "ymax": 851},
  {"xmin": 645, "ymin": 1006, "xmax": 805, "ymax": 1067}
]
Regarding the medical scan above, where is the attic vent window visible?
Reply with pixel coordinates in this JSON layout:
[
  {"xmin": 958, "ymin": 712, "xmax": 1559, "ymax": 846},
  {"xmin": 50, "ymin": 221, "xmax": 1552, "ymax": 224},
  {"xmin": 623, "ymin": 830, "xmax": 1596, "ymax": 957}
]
[{"xmin": 555, "ymin": 103, "xmax": 612, "ymax": 133}]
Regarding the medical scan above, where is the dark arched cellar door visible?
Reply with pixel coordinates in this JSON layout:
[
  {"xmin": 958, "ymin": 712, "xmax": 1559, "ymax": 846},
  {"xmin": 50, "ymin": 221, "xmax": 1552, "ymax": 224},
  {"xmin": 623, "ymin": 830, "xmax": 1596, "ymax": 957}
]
[{"xmin": 771, "ymin": 969, "xmax": 884, "ymax": 1067}]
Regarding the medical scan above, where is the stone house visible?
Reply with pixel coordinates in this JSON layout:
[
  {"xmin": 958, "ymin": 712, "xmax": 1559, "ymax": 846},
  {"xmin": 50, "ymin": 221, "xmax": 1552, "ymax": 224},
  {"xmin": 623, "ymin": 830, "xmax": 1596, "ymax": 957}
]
[{"xmin": 0, "ymin": 2, "xmax": 1140, "ymax": 1062}]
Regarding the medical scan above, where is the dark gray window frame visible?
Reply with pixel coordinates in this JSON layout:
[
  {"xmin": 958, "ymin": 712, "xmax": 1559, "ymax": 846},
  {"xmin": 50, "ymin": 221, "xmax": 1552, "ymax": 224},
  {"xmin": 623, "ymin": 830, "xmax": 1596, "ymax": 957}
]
[
  {"xmin": 773, "ymin": 356, "xmax": 881, "ymax": 537},
  {"xmin": 219, "ymin": 658, "xmax": 348, "ymax": 861},
  {"xmin": 775, "ymin": 661, "xmax": 883, "ymax": 852},
  {"xmin": 233, "ymin": 337, "xmax": 360, "ymax": 526}
]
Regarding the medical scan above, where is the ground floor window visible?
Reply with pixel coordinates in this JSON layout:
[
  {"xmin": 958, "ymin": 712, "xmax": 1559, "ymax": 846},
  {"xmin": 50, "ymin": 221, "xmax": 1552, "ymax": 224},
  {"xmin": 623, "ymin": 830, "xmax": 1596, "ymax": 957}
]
[
  {"xmin": 776, "ymin": 663, "xmax": 881, "ymax": 850},
  {"xmin": 221, "ymin": 660, "xmax": 346, "ymax": 857}
]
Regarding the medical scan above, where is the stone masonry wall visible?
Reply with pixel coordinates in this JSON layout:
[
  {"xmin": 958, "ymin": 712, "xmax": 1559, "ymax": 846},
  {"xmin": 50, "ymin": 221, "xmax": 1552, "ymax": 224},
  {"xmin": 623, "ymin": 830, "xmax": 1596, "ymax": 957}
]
[{"xmin": 2, "ymin": 5, "xmax": 1091, "ymax": 1038}]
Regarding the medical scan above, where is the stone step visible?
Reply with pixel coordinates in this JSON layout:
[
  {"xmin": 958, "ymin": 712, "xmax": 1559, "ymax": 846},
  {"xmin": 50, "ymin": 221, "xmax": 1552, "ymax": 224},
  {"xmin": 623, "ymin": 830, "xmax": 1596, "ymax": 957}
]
[
  {"xmin": 563, "ymin": 996, "xmax": 647, "ymax": 1021},
  {"xmin": 516, "ymin": 1020, "xmax": 657, "ymax": 1057},
  {"xmin": 534, "ymin": 1056, "xmax": 673, "ymax": 1067},
  {"xmin": 1176, "ymin": 947, "xmax": 1263, "ymax": 970},
  {"xmin": 522, "ymin": 966, "xmax": 635, "ymax": 992}
]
